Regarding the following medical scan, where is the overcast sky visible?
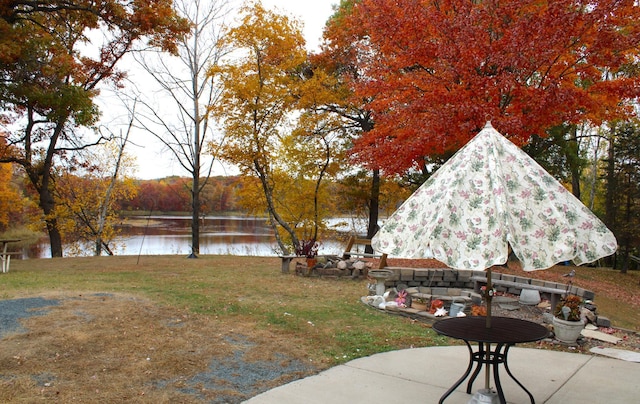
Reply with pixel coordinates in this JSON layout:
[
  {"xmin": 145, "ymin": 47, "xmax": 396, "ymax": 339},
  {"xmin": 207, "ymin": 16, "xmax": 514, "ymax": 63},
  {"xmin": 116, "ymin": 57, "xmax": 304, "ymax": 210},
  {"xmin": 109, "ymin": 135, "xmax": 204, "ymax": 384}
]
[
  {"xmin": 262, "ymin": 0, "xmax": 336, "ymax": 50},
  {"xmin": 127, "ymin": 0, "xmax": 338, "ymax": 179}
]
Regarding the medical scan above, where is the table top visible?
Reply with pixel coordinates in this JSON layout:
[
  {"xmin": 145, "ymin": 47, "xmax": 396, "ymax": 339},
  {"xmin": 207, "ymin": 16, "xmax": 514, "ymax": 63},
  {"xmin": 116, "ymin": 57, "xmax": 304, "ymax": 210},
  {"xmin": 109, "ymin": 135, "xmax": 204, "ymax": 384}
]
[
  {"xmin": 0, "ymin": 239, "xmax": 22, "ymax": 244},
  {"xmin": 432, "ymin": 316, "xmax": 549, "ymax": 344}
]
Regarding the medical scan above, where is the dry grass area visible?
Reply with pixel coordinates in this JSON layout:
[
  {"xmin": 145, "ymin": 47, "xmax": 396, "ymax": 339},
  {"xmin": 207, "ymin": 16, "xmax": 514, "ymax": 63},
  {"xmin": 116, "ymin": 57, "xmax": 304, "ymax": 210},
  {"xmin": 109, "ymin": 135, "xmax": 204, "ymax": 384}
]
[{"xmin": 0, "ymin": 256, "xmax": 441, "ymax": 403}]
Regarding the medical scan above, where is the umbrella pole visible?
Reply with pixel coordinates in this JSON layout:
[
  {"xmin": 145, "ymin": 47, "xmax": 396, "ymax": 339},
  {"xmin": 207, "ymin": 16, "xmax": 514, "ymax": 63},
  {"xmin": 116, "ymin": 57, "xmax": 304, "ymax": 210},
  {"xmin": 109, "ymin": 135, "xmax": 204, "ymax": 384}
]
[
  {"xmin": 485, "ymin": 343, "xmax": 491, "ymax": 390},
  {"xmin": 485, "ymin": 268, "xmax": 493, "ymax": 390},
  {"xmin": 486, "ymin": 268, "xmax": 492, "ymax": 328}
]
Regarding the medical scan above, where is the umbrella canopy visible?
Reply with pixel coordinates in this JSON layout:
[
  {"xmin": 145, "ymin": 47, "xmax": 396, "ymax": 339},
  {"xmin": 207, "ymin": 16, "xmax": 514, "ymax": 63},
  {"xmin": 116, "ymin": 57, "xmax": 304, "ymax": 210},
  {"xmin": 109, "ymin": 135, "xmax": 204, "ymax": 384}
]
[{"xmin": 372, "ymin": 122, "xmax": 617, "ymax": 271}]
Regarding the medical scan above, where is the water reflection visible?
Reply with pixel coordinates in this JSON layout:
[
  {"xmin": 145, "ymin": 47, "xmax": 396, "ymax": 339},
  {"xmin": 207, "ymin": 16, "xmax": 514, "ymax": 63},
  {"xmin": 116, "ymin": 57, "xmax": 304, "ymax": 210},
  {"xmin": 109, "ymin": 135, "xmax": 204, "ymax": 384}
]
[{"xmin": 33, "ymin": 216, "xmax": 358, "ymax": 258}]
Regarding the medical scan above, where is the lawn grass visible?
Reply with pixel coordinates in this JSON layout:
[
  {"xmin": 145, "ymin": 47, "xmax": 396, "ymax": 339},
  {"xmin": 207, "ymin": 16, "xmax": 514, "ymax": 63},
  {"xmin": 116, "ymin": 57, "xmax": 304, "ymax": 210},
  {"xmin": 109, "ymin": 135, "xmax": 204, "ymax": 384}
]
[
  {"xmin": 5, "ymin": 256, "xmax": 449, "ymax": 365},
  {"xmin": 2, "ymin": 255, "xmax": 638, "ymax": 402}
]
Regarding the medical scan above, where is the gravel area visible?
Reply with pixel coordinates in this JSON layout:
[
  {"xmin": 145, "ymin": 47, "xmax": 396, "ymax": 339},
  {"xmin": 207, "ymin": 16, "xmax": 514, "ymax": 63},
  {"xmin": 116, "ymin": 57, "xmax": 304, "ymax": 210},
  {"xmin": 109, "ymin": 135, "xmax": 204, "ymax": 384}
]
[{"xmin": 0, "ymin": 297, "xmax": 59, "ymax": 338}]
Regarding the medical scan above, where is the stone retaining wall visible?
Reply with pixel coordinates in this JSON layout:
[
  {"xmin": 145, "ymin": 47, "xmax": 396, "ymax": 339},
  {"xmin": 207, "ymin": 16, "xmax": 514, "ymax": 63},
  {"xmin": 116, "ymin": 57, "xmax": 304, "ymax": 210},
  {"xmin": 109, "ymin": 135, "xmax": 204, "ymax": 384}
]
[{"xmin": 382, "ymin": 267, "xmax": 595, "ymax": 301}]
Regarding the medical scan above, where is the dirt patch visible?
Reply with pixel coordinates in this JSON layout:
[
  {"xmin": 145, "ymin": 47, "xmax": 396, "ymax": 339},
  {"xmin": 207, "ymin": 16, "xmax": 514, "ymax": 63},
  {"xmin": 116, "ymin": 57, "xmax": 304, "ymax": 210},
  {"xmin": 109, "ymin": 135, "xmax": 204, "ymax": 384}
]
[{"xmin": 0, "ymin": 293, "xmax": 317, "ymax": 403}]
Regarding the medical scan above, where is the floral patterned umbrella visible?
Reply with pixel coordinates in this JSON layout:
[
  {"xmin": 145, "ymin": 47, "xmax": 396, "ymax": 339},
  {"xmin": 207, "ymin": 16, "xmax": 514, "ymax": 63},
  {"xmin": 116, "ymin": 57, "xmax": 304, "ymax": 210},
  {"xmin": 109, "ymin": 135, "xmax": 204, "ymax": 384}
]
[
  {"xmin": 372, "ymin": 121, "xmax": 617, "ymax": 272},
  {"xmin": 372, "ymin": 121, "xmax": 617, "ymax": 393}
]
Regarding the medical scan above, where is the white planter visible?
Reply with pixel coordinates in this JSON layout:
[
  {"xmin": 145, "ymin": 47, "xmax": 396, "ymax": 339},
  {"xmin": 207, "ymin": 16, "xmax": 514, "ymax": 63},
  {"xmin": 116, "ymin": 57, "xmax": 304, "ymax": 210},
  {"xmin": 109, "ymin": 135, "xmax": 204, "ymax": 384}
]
[{"xmin": 552, "ymin": 316, "xmax": 584, "ymax": 344}]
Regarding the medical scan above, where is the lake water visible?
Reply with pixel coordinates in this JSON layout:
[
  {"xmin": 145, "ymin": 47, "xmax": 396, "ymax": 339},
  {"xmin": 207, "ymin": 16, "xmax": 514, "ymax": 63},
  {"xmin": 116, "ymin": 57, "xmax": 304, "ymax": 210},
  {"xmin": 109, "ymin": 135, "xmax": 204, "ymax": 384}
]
[{"xmin": 32, "ymin": 216, "xmax": 364, "ymax": 258}]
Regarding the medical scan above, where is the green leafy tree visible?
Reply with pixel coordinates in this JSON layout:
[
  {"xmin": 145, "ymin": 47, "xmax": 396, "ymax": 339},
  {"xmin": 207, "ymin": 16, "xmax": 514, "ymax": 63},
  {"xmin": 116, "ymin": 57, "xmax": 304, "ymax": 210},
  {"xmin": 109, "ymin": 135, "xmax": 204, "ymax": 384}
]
[
  {"xmin": 523, "ymin": 124, "xmax": 588, "ymax": 198},
  {"xmin": 604, "ymin": 120, "xmax": 640, "ymax": 271}
]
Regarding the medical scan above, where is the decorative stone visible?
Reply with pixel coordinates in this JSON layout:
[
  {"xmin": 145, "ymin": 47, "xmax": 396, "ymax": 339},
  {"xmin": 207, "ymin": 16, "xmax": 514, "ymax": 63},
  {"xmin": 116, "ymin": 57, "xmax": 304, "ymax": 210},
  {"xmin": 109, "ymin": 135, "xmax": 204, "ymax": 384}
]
[
  {"xmin": 519, "ymin": 289, "xmax": 541, "ymax": 305},
  {"xmin": 542, "ymin": 312, "xmax": 554, "ymax": 324},
  {"xmin": 353, "ymin": 261, "xmax": 366, "ymax": 270},
  {"xmin": 498, "ymin": 303, "xmax": 520, "ymax": 311},
  {"xmin": 595, "ymin": 316, "xmax": 611, "ymax": 328},
  {"xmin": 581, "ymin": 307, "xmax": 596, "ymax": 323}
]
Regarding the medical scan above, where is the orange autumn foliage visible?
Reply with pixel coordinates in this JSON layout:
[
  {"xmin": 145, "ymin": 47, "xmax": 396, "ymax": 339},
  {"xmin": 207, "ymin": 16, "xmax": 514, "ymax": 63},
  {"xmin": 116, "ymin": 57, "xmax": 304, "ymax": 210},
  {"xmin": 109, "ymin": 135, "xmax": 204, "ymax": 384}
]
[
  {"xmin": 0, "ymin": 162, "xmax": 22, "ymax": 231},
  {"xmin": 326, "ymin": 0, "xmax": 640, "ymax": 174}
]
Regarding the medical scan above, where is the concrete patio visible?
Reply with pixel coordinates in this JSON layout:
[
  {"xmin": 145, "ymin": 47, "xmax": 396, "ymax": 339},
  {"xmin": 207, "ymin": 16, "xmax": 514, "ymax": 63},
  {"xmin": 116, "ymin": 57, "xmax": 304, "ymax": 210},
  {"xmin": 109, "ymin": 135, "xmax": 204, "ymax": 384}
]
[{"xmin": 245, "ymin": 345, "xmax": 639, "ymax": 403}]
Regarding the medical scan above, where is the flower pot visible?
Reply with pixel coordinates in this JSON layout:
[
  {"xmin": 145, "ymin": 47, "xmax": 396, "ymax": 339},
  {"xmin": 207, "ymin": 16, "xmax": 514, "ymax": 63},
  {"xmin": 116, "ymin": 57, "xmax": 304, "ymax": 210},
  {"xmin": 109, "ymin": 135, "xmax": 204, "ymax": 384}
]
[
  {"xmin": 411, "ymin": 301, "xmax": 428, "ymax": 311},
  {"xmin": 552, "ymin": 316, "xmax": 584, "ymax": 344}
]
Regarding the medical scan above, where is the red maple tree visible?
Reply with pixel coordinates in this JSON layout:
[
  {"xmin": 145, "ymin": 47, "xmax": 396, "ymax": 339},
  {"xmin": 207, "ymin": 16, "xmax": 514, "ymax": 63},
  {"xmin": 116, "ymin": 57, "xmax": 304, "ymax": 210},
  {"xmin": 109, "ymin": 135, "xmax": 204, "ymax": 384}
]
[{"xmin": 329, "ymin": 0, "xmax": 640, "ymax": 174}]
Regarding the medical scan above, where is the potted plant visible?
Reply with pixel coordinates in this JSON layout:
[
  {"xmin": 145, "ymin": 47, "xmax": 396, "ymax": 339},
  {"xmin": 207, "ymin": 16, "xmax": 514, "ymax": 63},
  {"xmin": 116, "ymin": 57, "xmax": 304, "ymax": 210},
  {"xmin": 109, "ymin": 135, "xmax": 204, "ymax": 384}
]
[
  {"xmin": 295, "ymin": 239, "xmax": 320, "ymax": 269},
  {"xmin": 552, "ymin": 294, "xmax": 585, "ymax": 344},
  {"xmin": 410, "ymin": 296, "xmax": 429, "ymax": 311}
]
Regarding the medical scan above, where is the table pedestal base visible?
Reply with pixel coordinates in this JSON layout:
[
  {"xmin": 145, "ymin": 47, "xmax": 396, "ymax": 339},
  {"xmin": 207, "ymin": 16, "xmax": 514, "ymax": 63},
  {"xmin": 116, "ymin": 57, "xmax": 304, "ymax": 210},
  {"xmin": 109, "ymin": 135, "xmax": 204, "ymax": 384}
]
[{"xmin": 438, "ymin": 341, "xmax": 535, "ymax": 404}]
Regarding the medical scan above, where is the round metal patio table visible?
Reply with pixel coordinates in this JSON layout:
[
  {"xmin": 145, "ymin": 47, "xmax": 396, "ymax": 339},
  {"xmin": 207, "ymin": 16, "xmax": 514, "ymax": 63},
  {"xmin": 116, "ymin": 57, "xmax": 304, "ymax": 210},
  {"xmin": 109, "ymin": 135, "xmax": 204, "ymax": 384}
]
[{"xmin": 432, "ymin": 316, "xmax": 549, "ymax": 404}]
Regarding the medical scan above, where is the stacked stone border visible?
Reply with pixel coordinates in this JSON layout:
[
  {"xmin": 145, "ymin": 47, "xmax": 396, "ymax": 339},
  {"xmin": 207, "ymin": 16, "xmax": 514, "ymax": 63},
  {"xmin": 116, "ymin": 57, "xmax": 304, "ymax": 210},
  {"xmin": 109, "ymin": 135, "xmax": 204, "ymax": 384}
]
[{"xmin": 373, "ymin": 267, "xmax": 595, "ymax": 322}]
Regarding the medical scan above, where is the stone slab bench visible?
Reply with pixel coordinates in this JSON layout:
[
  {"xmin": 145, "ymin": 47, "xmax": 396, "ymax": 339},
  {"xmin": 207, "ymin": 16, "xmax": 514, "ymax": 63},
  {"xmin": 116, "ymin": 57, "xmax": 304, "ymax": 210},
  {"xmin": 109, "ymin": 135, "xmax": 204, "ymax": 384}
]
[
  {"xmin": 471, "ymin": 275, "xmax": 569, "ymax": 309},
  {"xmin": 278, "ymin": 254, "xmax": 340, "ymax": 274},
  {"xmin": 342, "ymin": 236, "xmax": 388, "ymax": 268}
]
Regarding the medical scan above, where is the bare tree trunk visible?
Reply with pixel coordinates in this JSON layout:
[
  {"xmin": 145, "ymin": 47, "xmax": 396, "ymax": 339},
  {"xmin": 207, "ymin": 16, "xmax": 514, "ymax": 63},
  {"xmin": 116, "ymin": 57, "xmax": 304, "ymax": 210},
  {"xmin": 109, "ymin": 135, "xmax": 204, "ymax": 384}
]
[
  {"xmin": 44, "ymin": 217, "xmax": 64, "ymax": 258},
  {"xmin": 131, "ymin": 0, "xmax": 230, "ymax": 258},
  {"xmin": 588, "ymin": 131, "xmax": 601, "ymax": 210},
  {"xmin": 620, "ymin": 172, "xmax": 632, "ymax": 274},
  {"xmin": 95, "ymin": 110, "xmax": 134, "ymax": 256},
  {"xmin": 604, "ymin": 125, "xmax": 617, "ymax": 235},
  {"xmin": 38, "ymin": 118, "xmax": 66, "ymax": 258},
  {"xmin": 365, "ymin": 169, "xmax": 380, "ymax": 254},
  {"xmin": 191, "ymin": 172, "xmax": 200, "ymax": 257},
  {"xmin": 568, "ymin": 125, "xmax": 581, "ymax": 199},
  {"xmin": 255, "ymin": 160, "xmax": 299, "ymax": 255},
  {"xmin": 604, "ymin": 124, "xmax": 617, "ymax": 269}
]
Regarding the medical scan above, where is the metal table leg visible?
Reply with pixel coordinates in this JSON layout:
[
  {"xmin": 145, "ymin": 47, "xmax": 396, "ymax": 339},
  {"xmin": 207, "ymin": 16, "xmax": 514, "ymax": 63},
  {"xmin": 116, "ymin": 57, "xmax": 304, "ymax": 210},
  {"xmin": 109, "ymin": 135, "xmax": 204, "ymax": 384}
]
[
  {"xmin": 502, "ymin": 345, "xmax": 536, "ymax": 403},
  {"xmin": 439, "ymin": 340, "xmax": 475, "ymax": 404}
]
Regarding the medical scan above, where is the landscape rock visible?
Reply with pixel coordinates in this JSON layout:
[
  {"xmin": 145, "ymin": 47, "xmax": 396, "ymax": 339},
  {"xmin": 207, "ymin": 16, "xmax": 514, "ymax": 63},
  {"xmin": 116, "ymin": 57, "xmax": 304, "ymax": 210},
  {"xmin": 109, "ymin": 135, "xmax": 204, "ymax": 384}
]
[{"xmin": 595, "ymin": 316, "xmax": 612, "ymax": 328}]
